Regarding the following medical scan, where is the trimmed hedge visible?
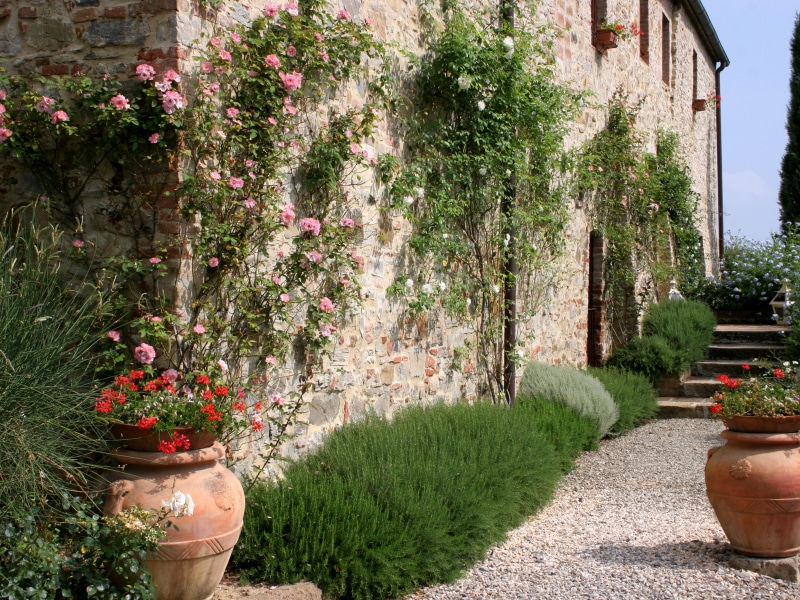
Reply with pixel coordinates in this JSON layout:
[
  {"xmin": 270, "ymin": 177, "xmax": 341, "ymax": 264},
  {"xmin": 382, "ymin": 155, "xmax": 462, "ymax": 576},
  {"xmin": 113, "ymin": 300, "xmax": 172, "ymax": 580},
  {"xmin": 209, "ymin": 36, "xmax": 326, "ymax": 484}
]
[{"xmin": 233, "ymin": 400, "xmax": 597, "ymax": 600}]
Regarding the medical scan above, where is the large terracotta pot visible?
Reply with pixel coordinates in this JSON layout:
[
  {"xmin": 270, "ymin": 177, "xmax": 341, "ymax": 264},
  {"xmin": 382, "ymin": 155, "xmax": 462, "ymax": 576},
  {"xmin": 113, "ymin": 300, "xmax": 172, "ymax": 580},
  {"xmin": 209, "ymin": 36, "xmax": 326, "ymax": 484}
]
[
  {"xmin": 110, "ymin": 423, "xmax": 216, "ymax": 452},
  {"xmin": 104, "ymin": 442, "xmax": 244, "ymax": 600},
  {"xmin": 705, "ymin": 426, "xmax": 800, "ymax": 557}
]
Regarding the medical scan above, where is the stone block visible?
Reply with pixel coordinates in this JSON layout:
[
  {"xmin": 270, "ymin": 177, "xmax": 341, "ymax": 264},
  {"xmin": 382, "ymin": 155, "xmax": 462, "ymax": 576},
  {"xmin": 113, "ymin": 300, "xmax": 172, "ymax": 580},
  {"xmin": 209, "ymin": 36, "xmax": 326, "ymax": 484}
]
[
  {"xmin": 25, "ymin": 18, "xmax": 75, "ymax": 51},
  {"xmin": 85, "ymin": 20, "xmax": 149, "ymax": 47},
  {"xmin": 18, "ymin": 6, "xmax": 37, "ymax": 19},
  {"xmin": 72, "ymin": 8, "xmax": 98, "ymax": 22},
  {"xmin": 104, "ymin": 6, "xmax": 127, "ymax": 19},
  {"xmin": 728, "ymin": 553, "xmax": 800, "ymax": 583},
  {"xmin": 308, "ymin": 393, "xmax": 340, "ymax": 426}
]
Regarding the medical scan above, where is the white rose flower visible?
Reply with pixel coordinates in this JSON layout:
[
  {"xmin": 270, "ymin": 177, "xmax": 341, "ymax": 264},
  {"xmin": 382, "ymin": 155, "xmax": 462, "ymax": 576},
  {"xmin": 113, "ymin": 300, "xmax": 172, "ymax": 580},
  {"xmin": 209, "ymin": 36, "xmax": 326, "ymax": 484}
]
[
  {"xmin": 466, "ymin": 298, "xmax": 472, "ymax": 307},
  {"xmin": 163, "ymin": 491, "xmax": 195, "ymax": 517},
  {"xmin": 422, "ymin": 283, "xmax": 433, "ymax": 294},
  {"xmin": 404, "ymin": 196, "xmax": 415, "ymax": 206},
  {"xmin": 439, "ymin": 281, "xmax": 447, "ymax": 291},
  {"xmin": 217, "ymin": 359, "xmax": 228, "ymax": 372},
  {"xmin": 457, "ymin": 75, "xmax": 471, "ymax": 90},
  {"xmin": 492, "ymin": 284, "xmax": 500, "ymax": 293},
  {"xmin": 477, "ymin": 100, "xmax": 485, "ymax": 111},
  {"xmin": 503, "ymin": 36, "xmax": 514, "ymax": 58},
  {"xmin": 479, "ymin": 167, "xmax": 487, "ymax": 176},
  {"xmin": 415, "ymin": 187, "xmax": 425, "ymax": 198},
  {"xmin": 405, "ymin": 278, "xmax": 414, "ymax": 288}
]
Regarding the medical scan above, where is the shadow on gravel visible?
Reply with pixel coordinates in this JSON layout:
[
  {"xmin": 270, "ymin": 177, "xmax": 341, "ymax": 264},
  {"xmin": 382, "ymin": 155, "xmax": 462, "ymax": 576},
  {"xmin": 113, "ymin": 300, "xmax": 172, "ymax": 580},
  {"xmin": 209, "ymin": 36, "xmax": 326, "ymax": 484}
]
[{"xmin": 582, "ymin": 539, "xmax": 731, "ymax": 571}]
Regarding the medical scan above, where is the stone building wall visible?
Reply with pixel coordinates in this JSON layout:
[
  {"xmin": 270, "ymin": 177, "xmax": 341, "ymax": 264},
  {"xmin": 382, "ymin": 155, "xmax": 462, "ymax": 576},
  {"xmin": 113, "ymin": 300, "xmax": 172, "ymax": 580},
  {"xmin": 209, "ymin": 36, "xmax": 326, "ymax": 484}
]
[{"xmin": 0, "ymin": 0, "xmax": 724, "ymax": 458}]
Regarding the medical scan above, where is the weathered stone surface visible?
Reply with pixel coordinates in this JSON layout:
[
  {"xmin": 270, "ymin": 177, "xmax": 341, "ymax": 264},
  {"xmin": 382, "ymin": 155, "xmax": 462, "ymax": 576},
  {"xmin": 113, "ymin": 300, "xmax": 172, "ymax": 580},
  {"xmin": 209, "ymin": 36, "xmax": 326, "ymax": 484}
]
[
  {"xmin": 728, "ymin": 553, "xmax": 800, "ymax": 583},
  {"xmin": 308, "ymin": 393, "xmax": 341, "ymax": 426},
  {"xmin": 85, "ymin": 19, "xmax": 149, "ymax": 47},
  {"xmin": 25, "ymin": 17, "xmax": 75, "ymax": 51}
]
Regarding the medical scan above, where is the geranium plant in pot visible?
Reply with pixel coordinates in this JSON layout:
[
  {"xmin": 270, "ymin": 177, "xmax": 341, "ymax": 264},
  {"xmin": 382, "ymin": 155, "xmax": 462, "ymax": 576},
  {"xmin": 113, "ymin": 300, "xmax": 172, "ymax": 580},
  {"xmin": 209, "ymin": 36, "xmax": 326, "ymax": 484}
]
[
  {"xmin": 596, "ymin": 20, "xmax": 643, "ymax": 50},
  {"xmin": 706, "ymin": 362, "xmax": 800, "ymax": 558}
]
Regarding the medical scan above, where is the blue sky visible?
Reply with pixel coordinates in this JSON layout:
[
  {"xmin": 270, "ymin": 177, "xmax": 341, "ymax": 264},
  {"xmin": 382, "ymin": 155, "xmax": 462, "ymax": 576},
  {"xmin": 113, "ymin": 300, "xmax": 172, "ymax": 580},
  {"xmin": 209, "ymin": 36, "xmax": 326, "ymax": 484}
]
[{"xmin": 701, "ymin": 0, "xmax": 798, "ymax": 242}]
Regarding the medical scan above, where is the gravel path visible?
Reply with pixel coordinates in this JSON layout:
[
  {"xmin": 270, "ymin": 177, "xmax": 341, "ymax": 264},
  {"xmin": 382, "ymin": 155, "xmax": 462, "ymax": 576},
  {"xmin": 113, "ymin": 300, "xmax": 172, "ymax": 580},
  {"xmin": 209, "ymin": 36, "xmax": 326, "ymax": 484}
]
[{"xmin": 405, "ymin": 419, "xmax": 800, "ymax": 600}]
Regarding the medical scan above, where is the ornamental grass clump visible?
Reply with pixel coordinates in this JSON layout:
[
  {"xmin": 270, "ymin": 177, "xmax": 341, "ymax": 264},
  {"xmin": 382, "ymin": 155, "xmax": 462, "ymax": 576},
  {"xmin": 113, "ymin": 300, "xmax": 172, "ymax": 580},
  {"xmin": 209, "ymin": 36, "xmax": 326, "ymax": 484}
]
[{"xmin": 711, "ymin": 362, "xmax": 800, "ymax": 418}]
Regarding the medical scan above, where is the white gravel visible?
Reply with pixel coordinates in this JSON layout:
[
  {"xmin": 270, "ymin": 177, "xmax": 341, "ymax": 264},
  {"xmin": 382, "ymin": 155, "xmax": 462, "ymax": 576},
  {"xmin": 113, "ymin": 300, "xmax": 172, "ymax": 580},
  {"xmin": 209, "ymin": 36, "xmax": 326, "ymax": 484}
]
[{"xmin": 405, "ymin": 419, "xmax": 800, "ymax": 600}]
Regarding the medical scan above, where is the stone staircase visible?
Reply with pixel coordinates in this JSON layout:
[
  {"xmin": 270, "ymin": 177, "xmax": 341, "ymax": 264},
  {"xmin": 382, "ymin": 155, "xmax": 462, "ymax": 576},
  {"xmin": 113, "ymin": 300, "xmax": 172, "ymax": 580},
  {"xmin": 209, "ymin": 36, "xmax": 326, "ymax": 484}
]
[{"xmin": 657, "ymin": 324, "xmax": 789, "ymax": 418}]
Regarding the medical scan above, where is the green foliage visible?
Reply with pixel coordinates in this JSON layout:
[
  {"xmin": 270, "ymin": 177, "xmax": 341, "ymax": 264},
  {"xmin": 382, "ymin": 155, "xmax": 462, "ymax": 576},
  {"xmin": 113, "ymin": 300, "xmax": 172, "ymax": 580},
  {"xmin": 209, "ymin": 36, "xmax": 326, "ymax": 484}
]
[
  {"xmin": 517, "ymin": 361, "xmax": 619, "ymax": 437},
  {"xmin": 641, "ymin": 298, "xmax": 716, "ymax": 370},
  {"xmin": 577, "ymin": 93, "xmax": 705, "ymax": 344},
  {"xmin": 588, "ymin": 366, "xmax": 658, "ymax": 435},
  {"xmin": 606, "ymin": 299, "xmax": 716, "ymax": 381},
  {"xmin": 0, "ymin": 209, "xmax": 109, "ymax": 518},
  {"xmin": 779, "ymin": 13, "xmax": 800, "ymax": 229},
  {"xmin": 233, "ymin": 399, "xmax": 595, "ymax": 599},
  {"xmin": 605, "ymin": 335, "xmax": 677, "ymax": 382},
  {"xmin": 0, "ymin": 495, "xmax": 159, "ymax": 599},
  {"xmin": 382, "ymin": 3, "xmax": 584, "ymax": 401}
]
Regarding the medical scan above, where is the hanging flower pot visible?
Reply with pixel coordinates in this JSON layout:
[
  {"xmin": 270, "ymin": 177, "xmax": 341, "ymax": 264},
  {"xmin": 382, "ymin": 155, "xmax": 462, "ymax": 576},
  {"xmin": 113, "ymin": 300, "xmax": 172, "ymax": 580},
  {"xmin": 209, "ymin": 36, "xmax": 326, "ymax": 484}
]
[
  {"xmin": 104, "ymin": 442, "xmax": 245, "ymax": 600},
  {"xmin": 692, "ymin": 98, "xmax": 707, "ymax": 112},
  {"xmin": 595, "ymin": 29, "xmax": 618, "ymax": 51}
]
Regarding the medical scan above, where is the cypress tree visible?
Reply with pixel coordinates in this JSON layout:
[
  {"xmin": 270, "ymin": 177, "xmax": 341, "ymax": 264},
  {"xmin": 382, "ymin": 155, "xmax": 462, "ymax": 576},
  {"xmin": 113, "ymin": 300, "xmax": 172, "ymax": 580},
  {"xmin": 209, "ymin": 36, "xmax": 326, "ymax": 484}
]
[{"xmin": 779, "ymin": 13, "xmax": 800, "ymax": 230}]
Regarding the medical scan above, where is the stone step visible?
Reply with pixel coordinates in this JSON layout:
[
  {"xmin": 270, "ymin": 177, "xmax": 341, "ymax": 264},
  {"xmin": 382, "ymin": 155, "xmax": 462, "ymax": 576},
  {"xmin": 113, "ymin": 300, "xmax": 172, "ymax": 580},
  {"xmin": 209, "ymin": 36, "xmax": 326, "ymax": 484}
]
[
  {"xmin": 682, "ymin": 376, "xmax": 723, "ymax": 398},
  {"xmin": 657, "ymin": 397, "xmax": 715, "ymax": 419},
  {"xmin": 693, "ymin": 359, "xmax": 764, "ymax": 377},
  {"xmin": 706, "ymin": 343, "xmax": 787, "ymax": 361},
  {"xmin": 712, "ymin": 324, "xmax": 789, "ymax": 345}
]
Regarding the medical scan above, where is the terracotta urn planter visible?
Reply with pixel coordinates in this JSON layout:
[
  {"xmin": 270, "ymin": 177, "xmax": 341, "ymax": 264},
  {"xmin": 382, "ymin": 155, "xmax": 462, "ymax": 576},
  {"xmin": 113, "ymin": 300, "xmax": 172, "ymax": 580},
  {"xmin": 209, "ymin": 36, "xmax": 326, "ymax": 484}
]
[
  {"xmin": 595, "ymin": 29, "xmax": 618, "ymax": 51},
  {"xmin": 705, "ymin": 420, "xmax": 800, "ymax": 557},
  {"xmin": 110, "ymin": 423, "xmax": 216, "ymax": 452},
  {"xmin": 104, "ymin": 441, "xmax": 245, "ymax": 600}
]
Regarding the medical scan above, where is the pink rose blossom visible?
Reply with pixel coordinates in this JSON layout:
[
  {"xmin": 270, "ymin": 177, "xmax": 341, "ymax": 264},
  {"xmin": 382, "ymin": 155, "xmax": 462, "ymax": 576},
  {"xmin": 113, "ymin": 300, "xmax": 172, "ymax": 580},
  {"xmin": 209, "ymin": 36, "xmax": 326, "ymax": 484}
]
[
  {"xmin": 0, "ymin": 90, "xmax": 7, "ymax": 100},
  {"xmin": 588, "ymin": 165, "xmax": 594, "ymax": 171},
  {"xmin": 267, "ymin": 117, "xmax": 278, "ymax": 126},
  {"xmin": 72, "ymin": 239, "xmax": 85, "ymax": 248},
  {"xmin": 339, "ymin": 217, "xmax": 355, "ymax": 228},
  {"xmin": 162, "ymin": 90, "xmax": 185, "ymax": 114},
  {"xmin": 319, "ymin": 297, "xmax": 335, "ymax": 313},
  {"xmin": 201, "ymin": 61, "xmax": 213, "ymax": 73},
  {"xmin": 339, "ymin": 278, "xmax": 351, "ymax": 287},
  {"xmin": 210, "ymin": 171, "xmax": 222, "ymax": 180},
  {"xmin": 134, "ymin": 343, "xmax": 157, "ymax": 364},
  {"xmin": 0, "ymin": 128, "xmax": 10, "ymax": 142},
  {"xmin": 245, "ymin": 159, "xmax": 255, "ymax": 167},
  {"xmin": 149, "ymin": 257, "xmax": 161, "ymax": 264},
  {"xmin": 279, "ymin": 71, "xmax": 303, "ymax": 93},
  {"xmin": 227, "ymin": 107, "xmax": 240, "ymax": 118},
  {"xmin": 107, "ymin": 330, "xmax": 121, "ymax": 342},
  {"xmin": 51, "ymin": 110, "xmax": 69, "ymax": 124},
  {"xmin": 210, "ymin": 82, "xmax": 220, "ymax": 92},
  {"xmin": 265, "ymin": 54, "xmax": 281, "ymax": 69},
  {"xmin": 285, "ymin": 2, "xmax": 299, "ymax": 16},
  {"xmin": 306, "ymin": 249, "xmax": 323, "ymax": 263},
  {"xmin": 286, "ymin": 45, "xmax": 297, "ymax": 58},
  {"xmin": 148, "ymin": 315, "xmax": 163, "ymax": 323},
  {"xmin": 337, "ymin": 9, "xmax": 350, "ymax": 20},
  {"xmin": 136, "ymin": 63, "xmax": 156, "ymax": 81},
  {"xmin": 210, "ymin": 37, "xmax": 222, "ymax": 48},
  {"xmin": 280, "ymin": 293, "xmax": 290, "ymax": 302},
  {"xmin": 318, "ymin": 51, "xmax": 329, "ymax": 62},
  {"xmin": 279, "ymin": 203, "xmax": 296, "ymax": 225},
  {"xmin": 265, "ymin": 356, "xmax": 277, "ymax": 364},
  {"xmin": 314, "ymin": 32, "xmax": 323, "ymax": 42},
  {"xmin": 299, "ymin": 217, "xmax": 321, "ymax": 236},
  {"xmin": 370, "ymin": 157, "xmax": 378, "ymax": 166},
  {"xmin": 193, "ymin": 323, "xmax": 206, "ymax": 335},
  {"xmin": 209, "ymin": 257, "xmax": 220, "ymax": 267},
  {"xmin": 349, "ymin": 142, "xmax": 360, "ymax": 155},
  {"xmin": 244, "ymin": 197, "xmax": 256, "ymax": 209},
  {"xmin": 231, "ymin": 32, "xmax": 241, "ymax": 43},
  {"xmin": 37, "ymin": 96, "xmax": 56, "ymax": 113},
  {"xmin": 163, "ymin": 368, "xmax": 179, "ymax": 383},
  {"xmin": 219, "ymin": 49, "xmax": 232, "ymax": 61},
  {"xmin": 364, "ymin": 17, "xmax": 373, "ymax": 26},
  {"xmin": 163, "ymin": 69, "xmax": 181, "ymax": 83},
  {"xmin": 270, "ymin": 393, "xmax": 285, "ymax": 406},
  {"xmin": 228, "ymin": 176, "xmax": 245, "ymax": 189},
  {"xmin": 110, "ymin": 94, "xmax": 130, "ymax": 110},
  {"xmin": 148, "ymin": 132, "xmax": 160, "ymax": 143},
  {"xmin": 264, "ymin": 4, "xmax": 279, "ymax": 16},
  {"xmin": 285, "ymin": 105, "xmax": 297, "ymax": 115}
]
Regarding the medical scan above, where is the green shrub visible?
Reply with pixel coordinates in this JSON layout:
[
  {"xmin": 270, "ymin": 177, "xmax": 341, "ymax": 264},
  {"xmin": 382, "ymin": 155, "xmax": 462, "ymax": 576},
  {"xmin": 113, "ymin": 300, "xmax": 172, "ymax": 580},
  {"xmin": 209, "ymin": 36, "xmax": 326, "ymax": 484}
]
[
  {"xmin": 233, "ymin": 400, "xmax": 596, "ymax": 600},
  {"xmin": 0, "ymin": 495, "xmax": 158, "ymax": 599},
  {"xmin": 588, "ymin": 366, "xmax": 658, "ymax": 435},
  {"xmin": 517, "ymin": 361, "xmax": 619, "ymax": 437},
  {"xmin": 606, "ymin": 335, "xmax": 678, "ymax": 382},
  {"xmin": 0, "ymin": 212, "xmax": 108, "ymax": 518},
  {"xmin": 641, "ymin": 298, "xmax": 716, "ymax": 370}
]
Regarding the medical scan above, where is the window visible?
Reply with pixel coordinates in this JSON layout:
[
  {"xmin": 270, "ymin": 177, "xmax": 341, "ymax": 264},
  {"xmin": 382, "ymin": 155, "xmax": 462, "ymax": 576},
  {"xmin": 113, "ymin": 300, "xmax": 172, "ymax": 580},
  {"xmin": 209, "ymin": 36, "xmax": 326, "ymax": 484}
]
[
  {"xmin": 692, "ymin": 50, "xmax": 698, "ymax": 99},
  {"xmin": 591, "ymin": 0, "xmax": 608, "ymax": 47},
  {"xmin": 661, "ymin": 13, "xmax": 671, "ymax": 85},
  {"xmin": 639, "ymin": 0, "xmax": 649, "ymax": 63}
]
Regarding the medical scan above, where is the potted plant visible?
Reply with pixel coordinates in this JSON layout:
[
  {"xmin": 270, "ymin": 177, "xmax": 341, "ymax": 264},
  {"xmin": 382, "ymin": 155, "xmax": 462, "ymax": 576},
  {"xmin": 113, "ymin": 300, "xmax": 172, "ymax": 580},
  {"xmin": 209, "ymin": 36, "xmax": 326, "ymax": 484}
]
[
  {"xmin": 693, "ymin": 93, "xmax": 721, "ymax": 113},
  {"xmin": 596, "ymin": 20, "xmax": 643, "ymax": 51},
  {"xmin": 705, "ymin": 363, "xmax": 800, "ymax": 558},
  {"xmin": 97, "ymin": 342, "xmax": 256, "ymax": 600}
]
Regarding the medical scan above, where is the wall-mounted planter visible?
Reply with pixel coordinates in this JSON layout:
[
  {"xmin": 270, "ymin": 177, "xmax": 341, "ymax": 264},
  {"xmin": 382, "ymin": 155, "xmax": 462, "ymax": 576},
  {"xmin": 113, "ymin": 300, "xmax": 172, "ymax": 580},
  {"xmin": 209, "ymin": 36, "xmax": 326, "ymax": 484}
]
[
  {"xmin": 595, "ymin": 29, "xmax": 618, "ymax": 51},
  {"xmin": 692, "ymin": 98, "xmax": 707, "ymax": 112}
]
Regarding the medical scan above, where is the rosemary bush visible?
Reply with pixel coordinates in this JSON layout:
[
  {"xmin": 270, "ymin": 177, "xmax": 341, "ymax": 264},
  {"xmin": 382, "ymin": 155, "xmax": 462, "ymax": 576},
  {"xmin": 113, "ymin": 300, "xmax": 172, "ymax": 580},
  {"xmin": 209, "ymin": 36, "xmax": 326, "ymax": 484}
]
[
  {"xmin": 588, "ymin": 366, "xmax": 658, "ymax": 435},
  {"xmin": 233, "ymin": 399, "xmax": 596, "ymax": 599},
  {"xmin": 517, "ymin": 361, "xmax": 619, "ymax": 437},
  {"xmin": 641, "ymin": 299, "xmax": 716, "ymax": 371}
]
